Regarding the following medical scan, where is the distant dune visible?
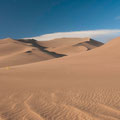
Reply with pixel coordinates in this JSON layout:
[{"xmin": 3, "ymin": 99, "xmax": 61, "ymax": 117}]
[
  {"xmin": 0, "ymin": 38, "xmax": 63, "ymax": 68},
  {"xmin": 38, "ymin": 37, "xmax": 103, "ymax": 55},
  {"xmin": 0, "ymin": 37, "xmax": 103, "ymax": 67},
  {"xmin": 0, "ymin": 37, "xmax": 120, "ymax": 120}
]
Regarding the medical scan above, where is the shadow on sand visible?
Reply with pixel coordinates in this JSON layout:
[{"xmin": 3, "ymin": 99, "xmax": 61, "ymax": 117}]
[{"xmin": 18, "ymin": 39, "xmax": 66, "ymax": 58}]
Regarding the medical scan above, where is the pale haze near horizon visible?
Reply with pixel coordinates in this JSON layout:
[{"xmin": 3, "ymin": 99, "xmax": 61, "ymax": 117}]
[{"xmin": 25, "ymin": 29, "xmax": 120, "ymax": 43}]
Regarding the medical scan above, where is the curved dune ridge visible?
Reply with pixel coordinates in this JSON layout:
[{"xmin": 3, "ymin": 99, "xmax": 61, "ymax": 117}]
[
  {"xmin": 0, "ymin": 37, "xmax": 120, "ymax": 120},
  {"xmin": 0, "ymin": 38, "xmax": 63, "ymax": 68},
  {"xmin": 38, "ymin": 38, "xmax": 103, "ymax": 55},
  {"xmin": 0, "ymin": 37, "xmax": 103, "ymax": 68}
]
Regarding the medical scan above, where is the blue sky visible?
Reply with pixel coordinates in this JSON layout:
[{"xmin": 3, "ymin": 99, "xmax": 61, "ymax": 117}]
[{"xmin": 0, "ymin": 0, "xmax": 120, "ymax": 41}]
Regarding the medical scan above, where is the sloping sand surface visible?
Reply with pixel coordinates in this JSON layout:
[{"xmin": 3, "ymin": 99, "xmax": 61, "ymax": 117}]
[
  {"xmin": 38, "ymin": 38, "xmax": 90, "ymax": 47},
  {"xmin": 0, "ymin": 37, "xmax": 120, "ymax": 120}
]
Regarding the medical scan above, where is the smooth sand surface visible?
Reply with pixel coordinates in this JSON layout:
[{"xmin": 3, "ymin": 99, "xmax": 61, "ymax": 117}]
[{"xmin": 0, "ymin": 37, "xmax": 120, "ymax": 120}]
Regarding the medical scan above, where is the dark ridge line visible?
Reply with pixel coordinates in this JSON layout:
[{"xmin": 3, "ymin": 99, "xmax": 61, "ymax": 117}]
[
  {"xmin": 18, "ymin": 39, "xmax": 67, "ymax": 58},
  {"xmin": 86, "ymin": 39, "xmax": 104, "ymax": 47},
  {"xmin": 74, "ymin": 39, "xmax": 104, "ymax": 50}
]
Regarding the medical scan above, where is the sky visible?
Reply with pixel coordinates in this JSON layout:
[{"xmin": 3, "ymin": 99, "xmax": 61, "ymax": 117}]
[
  {"xmin": 26, "ymin": 30, "xmax": 120, "ymax": 43},
  {"xmin": 0, "ymin": 0, "xmax": 120, "ymax": 42}
]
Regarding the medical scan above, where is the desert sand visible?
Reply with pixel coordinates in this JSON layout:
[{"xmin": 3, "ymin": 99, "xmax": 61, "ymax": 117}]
[
  {"xmin": 38, "ymin": 38, "xmax": 103, "ymax": 55},
  {"xmin": 0, "ymin": 38, "xmax": 56, "ymax": 68},
  {"xmin": 0, "ymin": 37, "xmax": 103, "ymax": 68},
  {"xmin": 0, "ymin": 37, "xmax": 120, "ymax": 120}
]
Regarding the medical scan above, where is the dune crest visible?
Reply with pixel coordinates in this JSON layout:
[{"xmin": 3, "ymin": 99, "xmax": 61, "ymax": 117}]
[
  {"xmin": 38, "ymin": 38, "xmax": 103, "ymax": 55},
  {"xmin": 0, "ymin": 37, "xmax": 103, "ymax": 68},
  {"xmin": 0, "ymin": 38, "xmax": 65, "ymax": 68}
]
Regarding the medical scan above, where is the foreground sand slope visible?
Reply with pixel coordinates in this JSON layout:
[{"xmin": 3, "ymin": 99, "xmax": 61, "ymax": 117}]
[{"xmin": 0, "ymin": 37, "xmax": 120, "ymax": 120}]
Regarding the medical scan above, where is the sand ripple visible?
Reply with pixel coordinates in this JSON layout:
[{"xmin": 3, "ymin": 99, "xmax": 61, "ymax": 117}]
[{"xmin": 0, "ymin": 88, "xmax": 120, "ymax": 120}]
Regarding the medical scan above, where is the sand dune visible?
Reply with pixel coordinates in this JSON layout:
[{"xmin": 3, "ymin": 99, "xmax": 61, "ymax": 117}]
[
  {"xmin": 0, "ymin": 38, "xmax": 103, "ymax": 68},
  {"xmin": 0, "ymin": 37, "xmax": 120, "ymax": 120},
  {"xmin": 38, "ymin": 38, "xmax": 103, "ymax": 55},
  {"xmin": 0, "ymin": 38, "xmax": 64, "ymax": 68}
]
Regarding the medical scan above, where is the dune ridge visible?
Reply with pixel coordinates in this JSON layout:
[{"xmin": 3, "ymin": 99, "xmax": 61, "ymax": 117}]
[
  {"xmin": 38, "ymin": 38, "xmax": 103, "ymax": 55},
  {"xmin": 0, "ymin": 37, "xmax": 103, "ymax": 68},
  {"xmin": 0, "ymin": 38, "xmax": 65, "ymax": 68}
]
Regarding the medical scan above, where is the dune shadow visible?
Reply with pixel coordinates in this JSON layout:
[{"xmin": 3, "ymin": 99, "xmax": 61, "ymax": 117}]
[
  {"xmin": 74, "ymin": 39, "xmax": 104, "ymax": 50},
  {"xmin": 18, "ymin": 39, "xmax": 67, "ymax": 58}
]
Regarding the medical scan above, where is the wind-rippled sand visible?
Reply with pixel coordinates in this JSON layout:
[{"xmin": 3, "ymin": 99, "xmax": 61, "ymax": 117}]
[{"xmin": 1, "ymin": 87, "xmax": 120, "ymax": 120}]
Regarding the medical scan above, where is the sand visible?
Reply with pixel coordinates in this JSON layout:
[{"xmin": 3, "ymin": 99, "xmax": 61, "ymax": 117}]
[
  {"xmin": 38, "ymin": 38, "xmax": 103, "ymax": 55},
  {"xmin": 0, "ymin": 38, "xmax": 59, "ymax": 68},
  {"xmin": 0, "ymin": 38, "xmax": 103, "ymax": 68},
  {"xmin": 0, "ymin": 37, "xmax": 120, "ymax": 120}
]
